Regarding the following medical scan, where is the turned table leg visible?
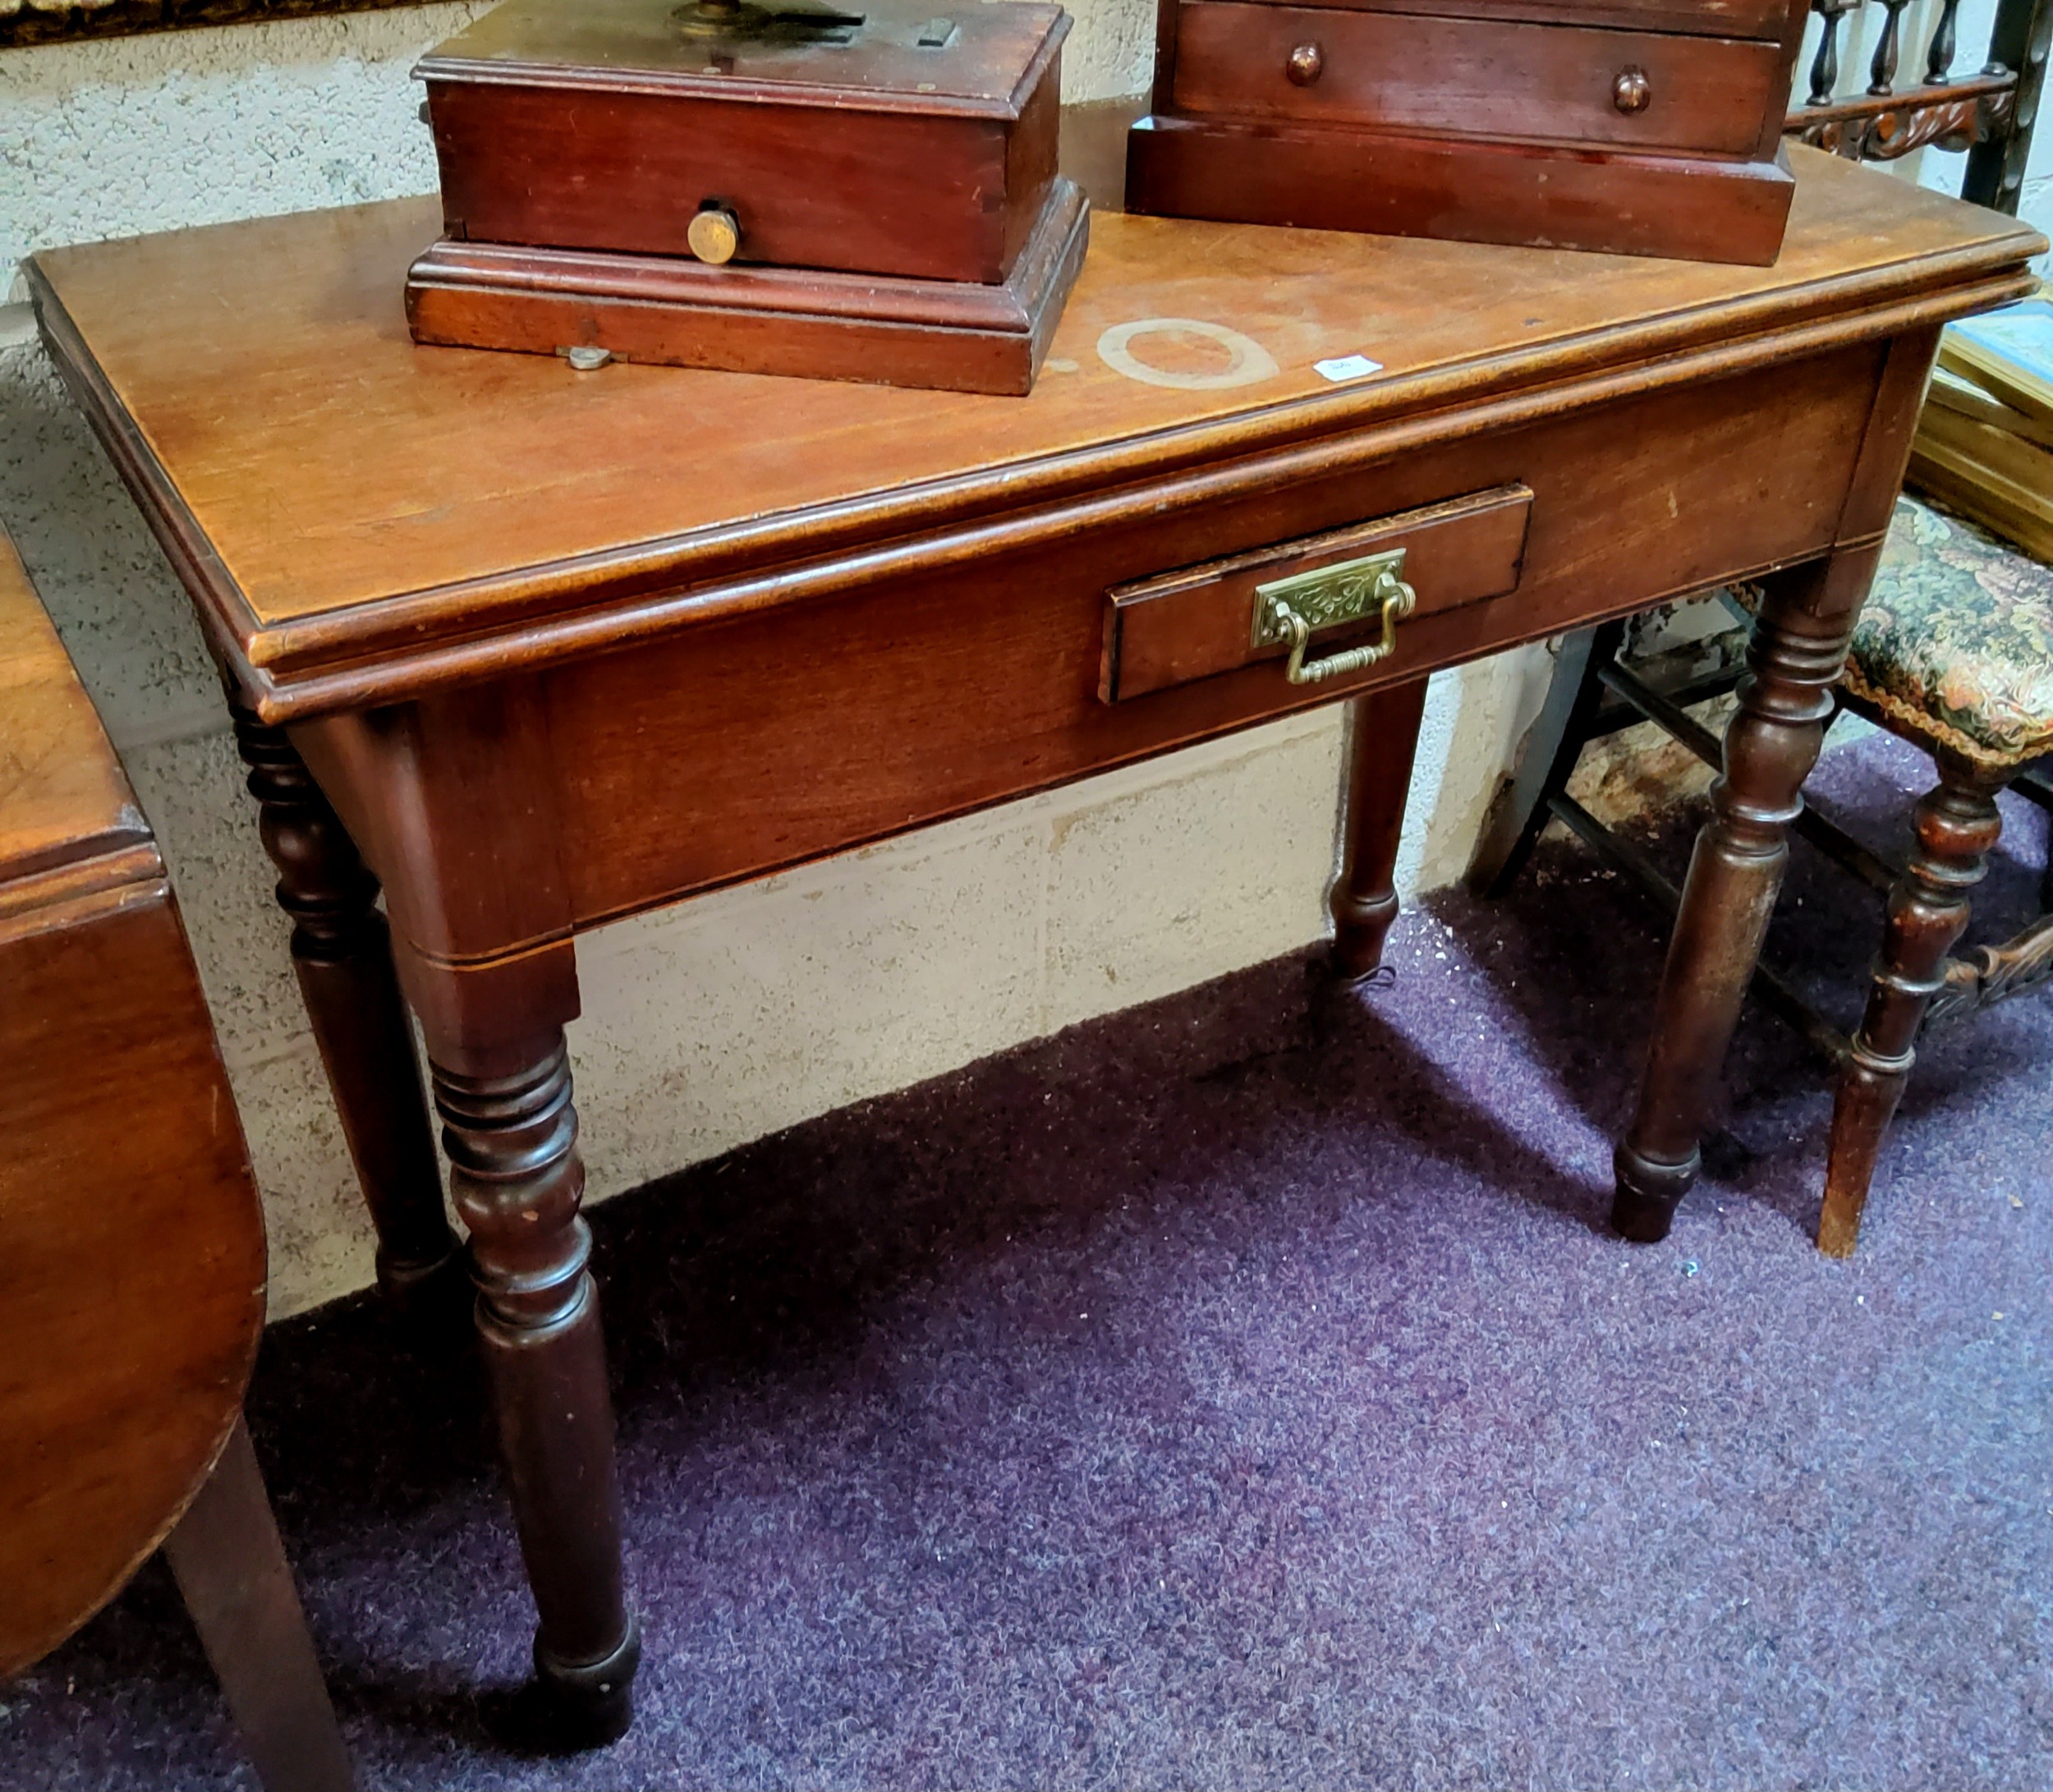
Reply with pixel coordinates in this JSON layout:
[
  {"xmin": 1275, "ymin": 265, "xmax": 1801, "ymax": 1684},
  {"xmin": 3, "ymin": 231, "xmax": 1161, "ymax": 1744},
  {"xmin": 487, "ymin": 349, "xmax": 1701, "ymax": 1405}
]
[
  {"xmin": 1819, "ymin": 756, "xmax": 2006, "ymax": 1255},
  {"xmin": 1613, "ymin": 562, "xmax": 1860, "ymax": 1242},
  {"xmin": 426, "ymin": 981, "xmax": 637, "ymax": 1742},
  {"xmin": 232, "ymin": 705, "xmax": 462, "ymax": 1312},
  {"xmin": 1331, "ymin": 677, "xmax": 1431, "ymax": 978}
]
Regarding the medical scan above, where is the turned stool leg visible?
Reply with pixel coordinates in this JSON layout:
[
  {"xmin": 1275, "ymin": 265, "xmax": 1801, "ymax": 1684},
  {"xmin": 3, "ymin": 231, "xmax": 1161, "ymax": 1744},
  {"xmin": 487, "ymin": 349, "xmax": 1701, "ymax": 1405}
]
[
  {"xmin": 232, "ymin": 705, "xmax": 462, "ymax": 1313},
  {"xmin": 1331, "ymin": 678, "xmax": 1431, "ymax": 978},
  {"xmin": 432, "ymin": 1018, "xmax": 638, "ymax": 1743},
  {"xmin": 1614, "ymin": 570, "xmax": 1856, "ymax": 1242},
  {"xmin": 1819, "ymin": 756, "xmax": 2005, "ymax": 1255}
]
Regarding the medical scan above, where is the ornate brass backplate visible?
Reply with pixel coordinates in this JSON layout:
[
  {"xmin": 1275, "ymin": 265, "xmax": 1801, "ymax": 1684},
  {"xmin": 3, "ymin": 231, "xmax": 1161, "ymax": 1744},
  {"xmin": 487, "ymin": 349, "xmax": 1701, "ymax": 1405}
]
[{"xmin": 1252, "ymin": 547, "xmax": 1417, "ymax": 686}]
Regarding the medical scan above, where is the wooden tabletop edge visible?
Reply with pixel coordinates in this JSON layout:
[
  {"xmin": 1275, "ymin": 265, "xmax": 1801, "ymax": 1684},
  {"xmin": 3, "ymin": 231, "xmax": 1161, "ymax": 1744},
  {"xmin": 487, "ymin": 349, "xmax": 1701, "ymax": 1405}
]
[
  {"xmin": 0, "ymin": 840, "xmax": 168, "ymax": 934},
  {"xmin": 26, "ymin": 196, "xmax": 2041, "ymax": 724},
  {"xmin": 0, "ymin": 524, "xmax": 160, "ymax": 880},
  {"xmin": 234, "ymin": 253, "xmax": 2041, "ymax": 721},
  {"xmin": 25, "ymin": 260, "xmax": 268, "ymax": 694}
]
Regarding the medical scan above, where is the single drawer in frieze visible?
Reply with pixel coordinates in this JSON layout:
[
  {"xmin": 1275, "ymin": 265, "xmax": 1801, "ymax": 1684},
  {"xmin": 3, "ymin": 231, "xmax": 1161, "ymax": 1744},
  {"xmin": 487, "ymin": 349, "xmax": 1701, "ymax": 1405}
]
[
  {"xmin": 1169, "ymin": 5, "xmax": 1785, "ymax": 157},
  {"xmin": 1100, "ymin": 483, "xmax": 1532, "ymax": 704}
]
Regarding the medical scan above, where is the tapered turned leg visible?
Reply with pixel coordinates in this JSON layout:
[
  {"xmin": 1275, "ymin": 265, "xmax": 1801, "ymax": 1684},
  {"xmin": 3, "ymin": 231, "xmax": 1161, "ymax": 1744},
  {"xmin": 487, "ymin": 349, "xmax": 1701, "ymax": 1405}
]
[
  {"xmin": 1819, "ymin": 757, "xmax": 2005, "ymax": 1255},
  {"xmin": 433, "ymin": 1025, "xmax": 637, "ymax": 1743},
  {"xmin": 1331, "ymin": 678, "xmax": 1431, "ymax": 978},
  {"xmin": 163, "ymin": 1418, "xmax": 356, "ymax": 1792},
  {"xmin": 1613, "ymin": 571, "xmax": 1858, "ymax": 1242},
  {"xmin": 232, "ymin": 704, "xmax": 462, "ymax": 1313}
]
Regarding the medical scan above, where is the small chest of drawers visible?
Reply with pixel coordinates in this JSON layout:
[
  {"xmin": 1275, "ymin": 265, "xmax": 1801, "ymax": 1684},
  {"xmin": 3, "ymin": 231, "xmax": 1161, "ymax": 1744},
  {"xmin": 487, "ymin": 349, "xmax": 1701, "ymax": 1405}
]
[{"xmin": 1126, "ymin": 0, "xmax": 1812, "ymax": 264}]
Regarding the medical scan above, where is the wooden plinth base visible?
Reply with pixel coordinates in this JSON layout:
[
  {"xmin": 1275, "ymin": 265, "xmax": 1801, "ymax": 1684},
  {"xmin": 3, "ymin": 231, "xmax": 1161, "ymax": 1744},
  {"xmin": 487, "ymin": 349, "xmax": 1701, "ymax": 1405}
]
[
  {"xmin": 1125, "ymin": 117, "xmax": 1795, "ymax": 267},
  {"xmin": 406, "ymin": 178, "xmax": 1089, "ymax": 396}
]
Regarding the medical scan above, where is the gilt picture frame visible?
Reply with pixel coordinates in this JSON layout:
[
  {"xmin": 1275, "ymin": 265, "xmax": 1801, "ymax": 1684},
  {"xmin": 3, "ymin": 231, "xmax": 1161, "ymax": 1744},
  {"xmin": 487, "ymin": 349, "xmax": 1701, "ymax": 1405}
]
[{"xmin": 1, "ymin": 0, "xmax": 438, "ymax": 52}]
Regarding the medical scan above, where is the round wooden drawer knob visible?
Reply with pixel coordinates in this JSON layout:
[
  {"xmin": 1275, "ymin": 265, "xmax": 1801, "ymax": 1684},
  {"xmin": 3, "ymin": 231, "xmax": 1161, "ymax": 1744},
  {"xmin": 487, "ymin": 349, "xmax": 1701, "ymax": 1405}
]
[
  {"xmin": 687, "ymin": 205, "xmax": 742, "ymax": 265},
  {"xmin": 1613, "ymin": 66, "xmax": 1651, "ymax": 114},
  {"xmin": 1286, "ymin": 42, "xmax": 1323, "ymax": 85}
]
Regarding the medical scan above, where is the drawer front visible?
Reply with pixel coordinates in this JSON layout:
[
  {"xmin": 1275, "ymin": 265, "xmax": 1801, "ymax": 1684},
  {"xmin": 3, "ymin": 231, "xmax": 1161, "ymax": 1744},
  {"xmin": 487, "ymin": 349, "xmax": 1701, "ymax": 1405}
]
[
  {"xmin": 1102, "ymin": 484, "xmax": 1532, "ymax": 702},
  {"xmin": 1220, "ymin": 0, "xmax": 1804, "ymax": 41},
  {"xmin": 1169, "ymin": 5, "xmax": 1784, "ymax": 157}
]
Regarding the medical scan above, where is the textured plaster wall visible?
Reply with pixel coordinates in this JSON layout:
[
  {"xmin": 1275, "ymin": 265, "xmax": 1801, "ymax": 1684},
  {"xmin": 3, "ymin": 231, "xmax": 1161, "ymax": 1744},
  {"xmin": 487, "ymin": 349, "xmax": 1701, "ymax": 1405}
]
[{"xmin": 0, "ymin": 0, "xmax": 1545, "ymax": 1317}]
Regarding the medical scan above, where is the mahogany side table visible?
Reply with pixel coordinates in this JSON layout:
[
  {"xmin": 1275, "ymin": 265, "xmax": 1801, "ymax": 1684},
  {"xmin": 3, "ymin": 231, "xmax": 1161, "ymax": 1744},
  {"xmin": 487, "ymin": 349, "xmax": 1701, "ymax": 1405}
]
[{"xmin": 26, "ymin": 141, "xmax": 2041, "ymax": 1739}]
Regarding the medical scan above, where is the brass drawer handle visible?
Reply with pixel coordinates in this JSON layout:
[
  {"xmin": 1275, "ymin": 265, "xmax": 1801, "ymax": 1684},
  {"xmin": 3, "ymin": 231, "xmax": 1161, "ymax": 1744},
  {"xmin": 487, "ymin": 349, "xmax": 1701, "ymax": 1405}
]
[
  {"xmin": 1613, "ymin": 66, "xmax": 1651, "ymax": 114},
  {"xmin": 1252, "ymin": 547, "xmax": 1417, "ymax": 686}
]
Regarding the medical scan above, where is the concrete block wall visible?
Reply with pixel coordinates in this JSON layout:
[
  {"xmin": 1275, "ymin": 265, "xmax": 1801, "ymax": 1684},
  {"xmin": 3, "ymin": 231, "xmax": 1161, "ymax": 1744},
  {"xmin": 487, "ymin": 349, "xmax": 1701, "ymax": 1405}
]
[{"xmin": 0, "ymin": 2, "xmax": 1550, "ymax": 1317}]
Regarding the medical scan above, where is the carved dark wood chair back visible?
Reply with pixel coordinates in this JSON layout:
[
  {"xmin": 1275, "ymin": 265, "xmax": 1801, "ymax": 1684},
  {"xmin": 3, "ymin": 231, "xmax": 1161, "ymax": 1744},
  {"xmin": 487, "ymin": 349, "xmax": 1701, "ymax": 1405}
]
[{"xmin": 1790, "ymin": 0, "xmax": 2051, "ymax": 214}]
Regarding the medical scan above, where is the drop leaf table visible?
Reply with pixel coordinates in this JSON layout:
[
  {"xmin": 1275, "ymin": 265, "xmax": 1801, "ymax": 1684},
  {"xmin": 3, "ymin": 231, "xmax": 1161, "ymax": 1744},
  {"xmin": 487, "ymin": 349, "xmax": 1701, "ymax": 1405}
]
[
  {"xmin": 0, "ymin": 529, "xmax": 354, "ymax": 1790},
  {"xmin": 25, "ymin": 132, "xmax": 2042, "ymax": 1741}
]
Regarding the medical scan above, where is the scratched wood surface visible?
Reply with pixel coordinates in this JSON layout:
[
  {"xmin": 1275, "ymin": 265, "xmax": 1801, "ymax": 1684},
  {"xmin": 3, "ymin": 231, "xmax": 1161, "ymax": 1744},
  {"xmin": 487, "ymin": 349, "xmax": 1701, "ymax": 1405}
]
[
  {"xmin": 26, "ymin": 146, "xmax": 2038, "ymax": 713},
  {"xmin": 420, "ymin": 0, "xmax": 1059, "ymax": 111}
]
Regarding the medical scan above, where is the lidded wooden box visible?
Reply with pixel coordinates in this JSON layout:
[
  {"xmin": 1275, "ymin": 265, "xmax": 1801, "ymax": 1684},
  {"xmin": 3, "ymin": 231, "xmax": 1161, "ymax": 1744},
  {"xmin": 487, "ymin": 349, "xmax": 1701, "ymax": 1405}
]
[
  {"xmin": 406, "ymin": 0, "xmax": 1087, "ymax": 393},
  {"xmin": 1126, "ymin": 0, "xmax": 1813, "ymax": 264}
]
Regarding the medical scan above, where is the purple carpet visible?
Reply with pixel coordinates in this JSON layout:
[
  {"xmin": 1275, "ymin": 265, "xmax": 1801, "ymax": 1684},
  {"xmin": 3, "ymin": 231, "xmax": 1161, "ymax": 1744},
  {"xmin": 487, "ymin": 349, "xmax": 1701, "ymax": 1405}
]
[{"xmin": 8, "ymin": 729, "xmax": 2052, "ymax": 1790}]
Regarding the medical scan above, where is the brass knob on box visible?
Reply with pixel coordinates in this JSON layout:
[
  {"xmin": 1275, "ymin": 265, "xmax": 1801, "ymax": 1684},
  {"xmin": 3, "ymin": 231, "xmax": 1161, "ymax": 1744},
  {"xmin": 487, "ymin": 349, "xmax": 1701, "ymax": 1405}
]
[
  {"xmin": 1286, "ymin": 42, "xmax": 1323, "ymax": 85},
  {"xmin": 687, "ymin": 204, "xmax": 742, "ymax": 264},
  {"xmin": 1613, "ymin": 66, "xmax": 1651, "ymax": 114}
]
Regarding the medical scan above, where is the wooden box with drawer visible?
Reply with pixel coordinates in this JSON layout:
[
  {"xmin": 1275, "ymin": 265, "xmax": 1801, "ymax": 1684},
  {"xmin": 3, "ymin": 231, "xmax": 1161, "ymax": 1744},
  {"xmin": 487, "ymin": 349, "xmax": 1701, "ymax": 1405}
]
[
  {"xmin": 406, "ymin": 0, "xmax": 1087, "ymax": 394},
  {"xmin": 1125, "ymin": 0, "xmax": 1812, "ymax": 264}
]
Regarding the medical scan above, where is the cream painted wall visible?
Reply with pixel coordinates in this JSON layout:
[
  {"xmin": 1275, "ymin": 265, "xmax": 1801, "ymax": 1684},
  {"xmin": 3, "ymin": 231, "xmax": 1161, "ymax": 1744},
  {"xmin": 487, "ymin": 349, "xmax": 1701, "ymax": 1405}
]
[{"xmin": 0, "ymin": 1, "xmax": 1550, "ymax": 1316}]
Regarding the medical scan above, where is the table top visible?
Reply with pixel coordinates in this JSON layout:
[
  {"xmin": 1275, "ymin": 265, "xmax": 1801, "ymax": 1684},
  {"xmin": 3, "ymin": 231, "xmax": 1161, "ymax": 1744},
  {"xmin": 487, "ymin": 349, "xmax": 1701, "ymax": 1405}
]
[
  {"xmin": 0, "ymin": 531, "xmax": 148, "ymax": 896},
  {"xmin": 27, "ymin": 144, "xmax": 2041, "ymax": 722}
]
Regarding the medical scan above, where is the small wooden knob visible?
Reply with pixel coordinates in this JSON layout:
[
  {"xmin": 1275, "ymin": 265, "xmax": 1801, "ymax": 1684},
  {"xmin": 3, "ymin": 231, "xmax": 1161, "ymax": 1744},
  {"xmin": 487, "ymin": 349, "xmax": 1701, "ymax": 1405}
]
[
  {"xmin": 1613, "ymin": 66, "xmax": 1651, "ymax": 114},
  {"xmin": 1286, "ymin": 42, "xmax": 1323, "ymax": 85},
  {"xmin": 687, "ymin": 205, "xmax": 742, "ymax": 264}
]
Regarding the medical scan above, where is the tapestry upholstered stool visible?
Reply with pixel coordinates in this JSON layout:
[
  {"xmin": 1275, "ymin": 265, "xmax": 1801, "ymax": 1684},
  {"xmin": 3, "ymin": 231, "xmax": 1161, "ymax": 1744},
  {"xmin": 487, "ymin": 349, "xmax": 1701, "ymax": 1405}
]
[{"xmin": 1821, "ymin": 496, "xmax": 2053, "ymax": 1253}]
